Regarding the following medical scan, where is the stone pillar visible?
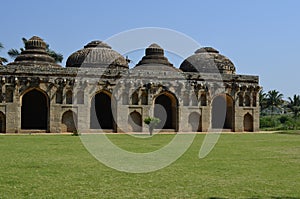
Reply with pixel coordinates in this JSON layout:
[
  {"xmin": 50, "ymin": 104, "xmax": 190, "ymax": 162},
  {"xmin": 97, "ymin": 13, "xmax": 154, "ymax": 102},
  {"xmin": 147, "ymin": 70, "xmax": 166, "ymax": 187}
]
[
  {"xmin": 142, "ymin": 106, "xmax": 151, "ymax": 132},
  {"xmin": 234, "ymin": 107, "xmax": 244, "ymax": 132},
  {"xmin": 6, "ymin": 103, "xmax": 19, "ymax": 133},
  {"xmin": 3, "ymin": 82, "xmax": 19, "ymax": 133},
  {"xmin": 77, "ymin": 104, "xmax": 89, "ymax": 133},
  {"xmin": 201, "ymin": 106, "xmax": 210, "ymax": 132},
  {"xmin": 116, "ymin": 105, "xmax": 129, "ymax": 133},
  {"xmin": 253, "ymin": 107, "xmax": 260, "ymax": 132},
  {"xmin": 178, "ymin": 106, "xmax": 189, "ymax": 132},
  {"xmin": 50, "ymin": 105, "xmax": 61, "ymax": 133}
]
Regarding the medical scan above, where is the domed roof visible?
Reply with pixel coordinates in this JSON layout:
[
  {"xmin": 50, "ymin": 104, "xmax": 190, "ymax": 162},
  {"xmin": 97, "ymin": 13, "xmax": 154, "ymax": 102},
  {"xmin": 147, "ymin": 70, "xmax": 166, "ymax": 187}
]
[
  {"xmin": 179, "ymin": 47, "xmax": 236, "ymax": 74},
  {"xmin": 8, "ymin": 36, "xmax": 61, "ymax": 68},
  {"xmin": 134, "ymin": 43, "xmax": 179, "ymax": 72},
  {"xmin": 66, "ymin": 41, "xmax": 128, "ymax": 69}
]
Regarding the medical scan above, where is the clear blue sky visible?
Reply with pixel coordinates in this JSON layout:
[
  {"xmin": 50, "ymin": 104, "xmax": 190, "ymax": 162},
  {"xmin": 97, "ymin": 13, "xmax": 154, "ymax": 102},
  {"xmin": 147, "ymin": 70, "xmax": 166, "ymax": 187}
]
[{"xmin": 1, "ymin": 0, "xmax": 299, "ymax": 98}]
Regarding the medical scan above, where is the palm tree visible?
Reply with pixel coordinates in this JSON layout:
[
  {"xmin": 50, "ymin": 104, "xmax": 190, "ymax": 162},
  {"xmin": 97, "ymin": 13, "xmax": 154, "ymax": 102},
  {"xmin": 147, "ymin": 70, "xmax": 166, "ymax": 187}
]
[
  {"xmin": 266, "ymin": 90, "xmax": 284, "ymax": 115},
  {"xmin": 8, "ymin": 37, "xmax": 63, "ymax": 63},
  {"xmin": 259, "ymin": 90, "xmax": 267, "ymax": 111},
  {"xmin": 0, "ymin": 42, "xmax": 8, "ymax": 65},
  {"xmin": 287, "ymin": 95, "xmax": 300, "ymax": 118},
  {"xmin": 46, "ymin": 44, "xmax": 63, "ymax": 63},
  {"xmin": 7, "ymin": 37, "xmax": 27, "ymax": 59}
]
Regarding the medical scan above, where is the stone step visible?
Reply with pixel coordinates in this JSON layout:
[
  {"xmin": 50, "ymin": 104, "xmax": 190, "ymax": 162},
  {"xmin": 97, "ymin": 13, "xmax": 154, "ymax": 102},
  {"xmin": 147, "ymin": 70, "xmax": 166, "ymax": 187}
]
[
  {"xmin": 209, "ymin": 128, "xmax": 233, "ymax": 132},
  {"xmin": 19, "ymin": 129, "xmax": 48, "ymax": 134},
  {"xmin": 156, "ymin": 129, "xmax": 176, "ymax": 132},
  {"xmin": 87, "ymin": 129, "xmax": 114, "ymax": 133}
]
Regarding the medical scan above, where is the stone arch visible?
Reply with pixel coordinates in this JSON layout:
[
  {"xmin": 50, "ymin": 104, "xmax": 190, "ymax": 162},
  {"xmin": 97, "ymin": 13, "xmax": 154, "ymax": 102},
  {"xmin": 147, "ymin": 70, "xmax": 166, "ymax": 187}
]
[
  {"xmin": 21, "ymin": 89, "xmax": 49, "ymax": 130},
  {"xmin": 238, "ymin": 92, "xmax": 244, "ymax": 107},
  {"xmin": 141, "ymin": 91, "xmax": 148, "ymax": 105},
  {"xmin": 0, "ymin": 111, "xmax": 6, "ymax": 133},
  {"xmin": 61, "ymin": 110, "xmax": 77, "ymax": 132},
  {"xmin": 56, "ymin": 88, "xmax": 63, "ymax": 104},
  {"xmin": 90, "ymin": 91, "xmax": 113, "ymax": 129},
  {"xmin": 154, "ymin": 92, "xmax": 178, "ymax": 130},
  {"xmin": 244, "ymin": 113, "xmax": 253, "ymax": 132},
  {"xmin": 5, "ymin": 88, "xmax": 13, "ymax": 102},
  {"xmin": 200, "ymin": 93, "xmax": 207, "ymax": 106},
  {"xmin": 66, "ymin": 90, "xmax": 73, "ymax": 104},
  {"xmin": 0, "ymin": 90, "xmax": 3, "ymax": 103},
  {"xmin": 128, "ymin": 111, "xmax": 142, "ymax": 132},
  {"xmin": 252, "ymin": 93, "xmax": 257, "ymax": 107},
  {"xmin": 245, "ymin": 94, "xmax": 251, "ymax": 107},
  {"xmin": 211, "ymin": 94, "xmax": 234, "ymax": 130},
  {"xmin": 188, "ymin": 112, "xmax": 201, "ymax": 132},
  {"xmin": 131, "ymin": 91, "xmax": 139, "ymax": 105}
]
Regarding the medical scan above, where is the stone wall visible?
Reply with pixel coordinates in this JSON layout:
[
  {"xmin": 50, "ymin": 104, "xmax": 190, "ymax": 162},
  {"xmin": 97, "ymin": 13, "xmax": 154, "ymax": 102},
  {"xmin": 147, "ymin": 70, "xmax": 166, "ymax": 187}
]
[{"xmin": 0, "ymin": 65, "xmax": 260, "ymax": 133}]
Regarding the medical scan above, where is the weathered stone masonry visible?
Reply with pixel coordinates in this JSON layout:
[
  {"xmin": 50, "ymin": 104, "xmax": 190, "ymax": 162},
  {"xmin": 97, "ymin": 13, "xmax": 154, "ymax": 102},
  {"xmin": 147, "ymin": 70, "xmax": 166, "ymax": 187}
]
[{"xmin": 0, "ymin": 36, "xmax": 260, "ymax": 133}]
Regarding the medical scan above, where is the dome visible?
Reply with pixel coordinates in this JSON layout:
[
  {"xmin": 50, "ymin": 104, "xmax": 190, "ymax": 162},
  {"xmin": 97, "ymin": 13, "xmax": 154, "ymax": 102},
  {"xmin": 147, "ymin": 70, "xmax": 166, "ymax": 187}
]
[
  {"xmin": 179, "ymin": 47, "xmax": 236, "ymax": 74},
  {"xmin": 66, "ymin": 41, "xmax": 128, "ymax": 69},
  {"xmin": 8, "ymin": 36, "xmax": 61, "ymax": 68},
  {"xmin": 133, "ymin": 43, "xmax": 179, "ymax": 72}
]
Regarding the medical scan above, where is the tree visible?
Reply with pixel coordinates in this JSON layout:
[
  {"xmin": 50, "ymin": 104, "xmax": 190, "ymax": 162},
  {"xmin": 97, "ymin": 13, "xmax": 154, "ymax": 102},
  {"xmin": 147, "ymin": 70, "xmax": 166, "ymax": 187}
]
[
  {"xmin": 46, "ymin": 45, "xmax": 63, "ymax": 63},
  {"xmin": 266, "ymin": 90, "xmax": 284, "ymax": 115},
  {"xmin": 8, "ymin": 37, "xmax": 63, "ymax": 63},
  {"xmin": 0, "ymin": 42, "xmax": 8, "ymax": 65},
  {"xmin": 259, "ymin": 90, "xmax": 267, "ymax": 111},
  {"xmin": 144, "ymin": 117, "xmax": 160, "ymax": 135},
  {"xmin": 7, "ymin": 37, "xmax": 27, "ymax": 59},
  {"xmin": 287, "ymin": 95, "xmax": 300, "ymax": 118}
]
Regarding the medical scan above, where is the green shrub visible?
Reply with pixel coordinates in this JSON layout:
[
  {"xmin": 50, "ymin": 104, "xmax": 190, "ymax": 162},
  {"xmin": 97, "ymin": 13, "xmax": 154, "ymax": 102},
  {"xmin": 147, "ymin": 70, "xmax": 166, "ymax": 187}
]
[
  {"xmin": 260, "ymin": 114, "xmax": 300, "ymax": 130},
  {"xmin": 144, "ymin": 117, "xmax": 160, "ymax": 135},
  {"xmin": 260, "ymin": 116, "xmax": 279, "ymax": 128},
  {"xmin": 282, "ymin": 120, "xmax": 294, "ymax": 130},
  {"xmin": 279, "ymin": 115, "xmax": 289, "ymax": 124},
  {"xmin": 72, "ymin": 130, "xmax": 81, "ymax": 136}
]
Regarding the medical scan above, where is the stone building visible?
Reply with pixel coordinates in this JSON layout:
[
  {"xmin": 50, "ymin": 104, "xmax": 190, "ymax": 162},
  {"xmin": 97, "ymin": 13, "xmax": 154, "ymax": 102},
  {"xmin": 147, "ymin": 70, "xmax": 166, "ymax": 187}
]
[{"xmin": 0, "ymin": 36, "xmax": 260, "ymax": 133}]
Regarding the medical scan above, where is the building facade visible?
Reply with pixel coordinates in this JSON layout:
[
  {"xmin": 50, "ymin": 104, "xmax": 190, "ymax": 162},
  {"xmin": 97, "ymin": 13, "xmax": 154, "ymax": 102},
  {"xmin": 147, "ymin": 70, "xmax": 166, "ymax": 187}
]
[{"xmin": 0, "ymin": 36, "xmax": 260, "ymax": 133}]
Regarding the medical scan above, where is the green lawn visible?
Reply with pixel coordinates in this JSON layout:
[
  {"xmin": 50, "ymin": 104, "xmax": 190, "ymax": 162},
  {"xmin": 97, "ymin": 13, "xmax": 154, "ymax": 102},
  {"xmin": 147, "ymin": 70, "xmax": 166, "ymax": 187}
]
[{"xmin": 0, "ymin": 133, "xmax": 299, "ymax": 198}]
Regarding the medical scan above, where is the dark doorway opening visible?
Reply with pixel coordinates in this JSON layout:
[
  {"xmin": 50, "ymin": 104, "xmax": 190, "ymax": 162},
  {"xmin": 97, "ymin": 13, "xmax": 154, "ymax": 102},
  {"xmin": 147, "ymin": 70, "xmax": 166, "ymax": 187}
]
[
  {"xmin": 244, "ymin": 113, "xmax": 253, "ymax": 132},
  {"xmin": 90, "ymin": 92, "xmax": 113, "ymax": 129},
  {"xmin": 0, "ymin": 112, "xmax": 6, "ymax": 133},
  {"xmin": 21, "ymin": 89, "xmax": 48, "ymax": 130},
  {"xmin": 211, "ymin": 94, "xmax": 233, "ymax": 129},
  {"xmin": 154, "ymin": 94, "xmax": 177, "ymax": 129},
  {"xmin": 62, "ymin": 110, "xmax": 77, "ymax": 132}
]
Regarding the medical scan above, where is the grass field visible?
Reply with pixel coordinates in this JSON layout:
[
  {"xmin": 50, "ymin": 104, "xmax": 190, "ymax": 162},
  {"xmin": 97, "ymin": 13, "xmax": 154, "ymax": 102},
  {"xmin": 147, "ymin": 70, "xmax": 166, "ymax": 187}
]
[{"xmin": 0, "ymin": 133, "xmax": 299, "ymax": 198}]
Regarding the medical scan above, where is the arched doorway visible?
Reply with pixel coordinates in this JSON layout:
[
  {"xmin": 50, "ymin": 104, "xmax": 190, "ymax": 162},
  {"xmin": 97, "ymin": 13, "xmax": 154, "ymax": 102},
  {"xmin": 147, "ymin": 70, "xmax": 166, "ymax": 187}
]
[
  {"xmin": 188, "ymin": 112, "xmax": 201, "ymax": 132},
  {"xmin": 245, "ymin": 94, "xmax": 251, "ymax": 107},
  {"xmin": 21, "ymin": 89, "xmax": 49, "ymax": 130},
  {"xmin": 244, "ymin": 113, "xmax": 253, "ymax": 132},
  {"xmin": 131, "ymin": 91, "xmax": 138, "ymax": 105},
  {"xmin": 128, "ymin": 111, "xmax": 142, "ymax": 132},
  {"xmin": 61, "ymin": 110, "xmax": 77, "ymax": 132},
  {"xmin": 200, "ymin": 93, "xmax": 207, "ymax": 106},
  {"xmin": 66, "ymin": 90, "xmax": 73, "ymax": 104},
  {"xmin": 141, "ymin": 91, "xmax": 148, "ymax": 105},
  {"xmin": 0, "ymin": 112, "xmax": 6, "ymax": 133},
  {"xmin": 154, "ymin": 93, "xmax": 178, "ymax": 130},
  {"xmin": 90, "ymin": 92, "xmax": 113, "ymax": 129},
  {"xmin": 211, "ymin": 94, "xmax": 233, "ymax": 130}
]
